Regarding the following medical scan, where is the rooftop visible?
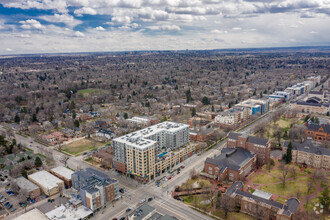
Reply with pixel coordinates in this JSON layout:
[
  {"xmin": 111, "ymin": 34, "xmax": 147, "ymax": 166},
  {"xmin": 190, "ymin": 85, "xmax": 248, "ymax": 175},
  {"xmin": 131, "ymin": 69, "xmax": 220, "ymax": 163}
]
[
  {"xmin": 15, "ymin": 176, "xmax": 40, "ymax": 192},
  {"xmin": 228, "ymin": 132, "xmax": 269, "ymax": 146},
  {"xmin": 252, "ymin": 189, "xmax": 272, "ymax": 200},
  {"xmin": 129, "ymin": 204, "xmax": 156, "ymax": 220},
  {"xmin": 51, "ymin": 166, "xmax": 74, "ymax": 180},
  {"xmin": 14, "ymin": 208, "xmax": 48, "ymax": 220},
  {"xmin": 45, "ymin": 205, "xmax": 93, "ymax": 220},
  {"xmin": 28, "ymin": 170, "xmax": 64, "ymax": 189},
  {"xmin": 284, "ymin": 140, "xmax": 330, "ymax": 156},
  {"xmin": 114, "ymin": 121, "xmax": 189, "ymax": 149},
  {"xmin": 205, "ymin": 147, "xmax": 255, "ymax": 172}
]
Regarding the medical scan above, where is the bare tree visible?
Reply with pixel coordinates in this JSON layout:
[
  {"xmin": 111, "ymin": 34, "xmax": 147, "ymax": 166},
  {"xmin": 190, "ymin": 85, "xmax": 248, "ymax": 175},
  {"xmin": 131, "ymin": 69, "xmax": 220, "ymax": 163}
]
[
  {"xmin": 10, "ymin": 180, "xmax": 20, "ymax": 193},
  {"xmin": 61, "ymin": 155, "xmax": 70, "ymax": 167},
  {"xmin": 255, "ymin": 200, "xmax": 266, "ymax": 220},
  {"xmin": 220, "ymin": 196, "xmax": 234, "ymax": 218},
  {"xmin": 55, "ymin": 142, "xmax": 63, "ymax": 152},
  {"xmin": 279, "ymin": 162, "xmax": 289, "ymax": 188},
  {"xmin": 289, "ymin": 166, "xmax": 297, "ymax": 180},
  {"xmin": 10, "ymin": 164, "xmax": 22, "ymax": 178},
  {"xmin": 190, "ymin": 168, "xmax": 198, "ymax": 180}
]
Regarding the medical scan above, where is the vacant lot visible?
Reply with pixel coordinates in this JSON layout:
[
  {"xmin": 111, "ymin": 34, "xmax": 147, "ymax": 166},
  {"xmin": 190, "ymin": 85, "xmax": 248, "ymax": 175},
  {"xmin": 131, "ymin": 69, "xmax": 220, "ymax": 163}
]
[
  {"xmin": 78, "ymin": 88, "xmax": 107, "ymax": 96},
  {"xmin": 62, "ymin": 138, "xmax": 103, "ymax": 156}
]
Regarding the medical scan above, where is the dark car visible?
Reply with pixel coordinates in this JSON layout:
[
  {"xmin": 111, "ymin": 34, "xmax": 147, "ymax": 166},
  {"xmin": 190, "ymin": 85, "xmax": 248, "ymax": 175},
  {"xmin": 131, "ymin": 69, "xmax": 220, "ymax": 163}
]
[
  {"xmin": 148, "ymin": 197, "xmax": 153, "ymax": 202},
  {"xmin": 125, "ymin": 208, "xmax": 131, "ymax": 212},
  {"xmin": 11, "ymin": 208, "xmax": 17, "ymax": 212},
  {"xmin": 7, "ymin": 204, "xmax": 12, "ymax": 209},
  {"xmin": 119, "ymin": 188, "xmax": 125, "ymax": 193},
  {"xmin": 4, "ymin": 202, "xmax": 9, "ymax": 206},
  {"xmin": 120, "ymin": 218, "xmax": 125, "ymax": 220}
]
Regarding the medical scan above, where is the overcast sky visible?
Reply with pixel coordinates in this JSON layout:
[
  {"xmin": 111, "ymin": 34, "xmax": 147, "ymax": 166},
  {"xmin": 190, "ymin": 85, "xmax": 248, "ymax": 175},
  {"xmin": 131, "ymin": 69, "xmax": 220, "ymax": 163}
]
[{"xmin": 0, "ymin": 0, "xmax": 329, "ymax": 55}]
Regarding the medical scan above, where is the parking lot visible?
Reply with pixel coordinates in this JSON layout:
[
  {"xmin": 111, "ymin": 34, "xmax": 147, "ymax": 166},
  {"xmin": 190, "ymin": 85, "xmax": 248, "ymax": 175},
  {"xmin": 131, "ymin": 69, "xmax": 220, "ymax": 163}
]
[{"xmin": 0, "ymin": 187, "xmax": 21, "ymax": 215}]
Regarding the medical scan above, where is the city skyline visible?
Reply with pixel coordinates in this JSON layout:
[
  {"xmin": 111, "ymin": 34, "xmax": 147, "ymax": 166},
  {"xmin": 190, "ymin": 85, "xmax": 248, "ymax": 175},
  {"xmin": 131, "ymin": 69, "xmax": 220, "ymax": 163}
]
[{"xmin": 0, "ymin": 0, "xmax": 329, "ymax": 55}]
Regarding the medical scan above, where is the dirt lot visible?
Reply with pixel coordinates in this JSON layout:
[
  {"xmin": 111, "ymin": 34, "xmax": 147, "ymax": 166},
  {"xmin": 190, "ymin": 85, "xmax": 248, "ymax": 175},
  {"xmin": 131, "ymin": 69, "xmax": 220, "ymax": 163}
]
[{"xmin": 62, "ymin": 138, "xmax": 103, "ymax": 156}]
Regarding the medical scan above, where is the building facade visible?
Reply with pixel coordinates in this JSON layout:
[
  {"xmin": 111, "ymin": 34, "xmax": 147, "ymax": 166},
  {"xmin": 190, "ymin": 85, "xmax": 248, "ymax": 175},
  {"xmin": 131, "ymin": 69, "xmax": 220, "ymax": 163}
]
[
  {"xmin": 50, "ymin": 166, "xmax": 74, "ymax": 188},
  {"xmin": 282, "ymin": 141, "xmax": 330, "ymax": 169},
  {"xmin": 71, "ymin": 168, "xmax": 118, "ymax": 211},
  {"xmin": 204, "ymin": 148, "xmax": 257, "ymax": 182},
  {"xmin": 305, "ymin": 123, "xmax": 330, "ymax": 142},
  {"xmin": 14, "ymin": 177, "xmax": 41, "ymax": 198},
  {"xmin": 28, "ymin": 171, "xmax": 64, "ymax": 196},
  {"xmin": 225, "ymin": 182, "xmax": 299, "ymax": 220},
  {"xmin": 113, "ymin": 122, "xmax": 192, "ymax": 183},
  {"xmin": 227, "ymin": 132, "xmax": 271, "ymax": 165}
]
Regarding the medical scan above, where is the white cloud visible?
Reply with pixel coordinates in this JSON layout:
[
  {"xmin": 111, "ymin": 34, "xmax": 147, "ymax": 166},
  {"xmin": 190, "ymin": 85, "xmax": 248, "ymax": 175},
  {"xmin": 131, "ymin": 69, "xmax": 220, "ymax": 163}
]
[
  {"xmin": 231, "ymin": 27, "xmax": 242, "ymax": 31},
  {"xmin": 74, "ymin": 7, "xmax": 97, "ymax": 16},
  {"xmin": 95, "ymin": 26, "xmax": 105, "ymax": 31},
  {"xmin": 74, "ymin": 31, "xmax": 85, "ymax": 37},
  {"xmin": 20, "ymin": 19, "xmax": 44, "ymax": 30},
  {"xmin": 5, "ymin": 48, "xmax": 13, "ymax": 52},
  {"xmin": 39, "ymin": 14, "xmax": 82, "ymax": 27},
  {"xmin": 148, "ymin": 24, "xmax": 181, "ymax": 31},
  {"xmin": 18, "ymin": 34, "xmax": 31, "ymax": 38}
]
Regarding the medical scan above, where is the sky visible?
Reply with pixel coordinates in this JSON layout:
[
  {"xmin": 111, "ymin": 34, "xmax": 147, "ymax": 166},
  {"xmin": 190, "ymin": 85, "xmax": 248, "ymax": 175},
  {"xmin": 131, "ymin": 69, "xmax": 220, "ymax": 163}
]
[{"xmin": 0, "ymin": 0, "xmax": 329, "ymax": 55}]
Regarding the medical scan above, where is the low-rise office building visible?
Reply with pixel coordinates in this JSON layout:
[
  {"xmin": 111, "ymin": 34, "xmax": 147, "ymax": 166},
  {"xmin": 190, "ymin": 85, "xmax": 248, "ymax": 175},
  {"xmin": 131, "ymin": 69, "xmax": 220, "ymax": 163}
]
[
  {"xmin": 291, "ymin": 101, "xmax": 329, "ymax": 115},
  {"xmin": 128, "ymin": 204, "xmax": 177, "ymax": 220},
  {"xmin": 14, "ymin": 176, "xmax": 41, "ymax": 198},
  {"xmin": 282, "ymin": 141, "xmax": 330, "ymax": 169},
  {"xmin": 50, "ymin": 166, "xmax": 74, "ymax": 188},
  {"xmin": 28, "ymin": 171, "xmax": 64, "ymax": 196},
  {"xmin": 72, "ymin": 168, "xmax": 118, "ymax": 211},
  {"xmin": 227, "ymin": 132, "xmax": 271, "ymax": 165}
]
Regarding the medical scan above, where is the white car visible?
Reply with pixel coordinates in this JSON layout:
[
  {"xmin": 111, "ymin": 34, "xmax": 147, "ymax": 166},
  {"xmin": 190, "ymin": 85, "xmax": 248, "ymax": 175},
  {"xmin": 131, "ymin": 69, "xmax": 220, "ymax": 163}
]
[{"xmin": 139, "ymin": 199, "xmax": 145, "ymax": 204}]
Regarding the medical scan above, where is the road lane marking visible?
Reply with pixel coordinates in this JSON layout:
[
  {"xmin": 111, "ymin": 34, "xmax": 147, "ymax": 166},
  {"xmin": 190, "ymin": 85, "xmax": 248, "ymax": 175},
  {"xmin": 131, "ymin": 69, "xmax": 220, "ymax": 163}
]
[{"xmin": 154, "ymin": 203, "xmax": 187, "ymax": 220}]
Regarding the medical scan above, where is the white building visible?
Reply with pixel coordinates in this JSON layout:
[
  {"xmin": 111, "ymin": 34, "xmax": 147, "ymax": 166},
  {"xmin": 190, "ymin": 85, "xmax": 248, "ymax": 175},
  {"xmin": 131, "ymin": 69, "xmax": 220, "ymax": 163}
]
[
  {"xmin": 28, "ymin": 170, "xmax": 65, "ymax": 196},
  {"xmin": 127, "ymin": 116, "xmax": 152, "ymax": 128},
  {"xmin": 14, "ymin": 208, "xmax": 48, "ymax": 220},
  {"xmin": 46, "ymin": 205, "xmax": 93, "ymax": 220}
]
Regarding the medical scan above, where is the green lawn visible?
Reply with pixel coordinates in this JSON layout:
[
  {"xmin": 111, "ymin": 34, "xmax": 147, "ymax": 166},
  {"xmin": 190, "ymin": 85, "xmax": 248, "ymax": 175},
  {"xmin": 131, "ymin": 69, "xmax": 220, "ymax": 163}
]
[
  {"xmin": 62, "ymin": 138, "xmax": 103, "ymax": 156},
  {"xmin": 181, "ymin": 178, "xmax": 211, "ymax": 190},
  {"xmin": 77, "ymin": 88, "xmax": 106, "ymax": 96},
  {"xmin": 276, "ymin": 197, "xmax": 287, "ymax": 204},
  {"xmin": 181, "ymin": 194, "xmax": 212, "ymax": 210},
  {"xmin": 213, "ymin": 210, "xmax": 254, "ymax": 220},
  {"xmin": 252, "ymin": 173, "xmax": 279, "ymax": 184},
  {"xmin": 259, "ymin": 176, "xmax": 315, "ymax": 197}
]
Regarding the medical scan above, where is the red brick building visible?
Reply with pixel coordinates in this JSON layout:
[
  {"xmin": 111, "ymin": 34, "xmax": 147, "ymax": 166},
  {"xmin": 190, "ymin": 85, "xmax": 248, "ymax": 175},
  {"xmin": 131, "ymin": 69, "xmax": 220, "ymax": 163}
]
[
  {"xmin": 305, "ymin": 123, "xmax": 330, "ymax": 142},
  {"xmin": 50, "ymin": 166, "xmax": 74, "ymax": 188},
  {"xmin": 225, "ymin": 182, "xmax": 300, "ymax": 220},
  {"xmin": 204, "ymin": 147, "xmax": 256, "ymax": 182},
  {"xmin": 227, "ymin": 132, "xmax": 271, "ymax": 165},
  {"xmin": 189, "ymin": 128, "xmax": 215, "ymax": 142}
]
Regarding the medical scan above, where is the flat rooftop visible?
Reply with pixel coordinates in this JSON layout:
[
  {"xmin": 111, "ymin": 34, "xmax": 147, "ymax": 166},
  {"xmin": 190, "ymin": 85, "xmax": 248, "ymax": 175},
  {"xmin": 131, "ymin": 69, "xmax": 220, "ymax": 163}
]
[
  {"xmin": 14, "ymin": 208, "xmax": 48, "ymax": 220},
  {"xmin": 46, "ymin": 205, "xmax": 93, "ymax": 220},
  {"xmin": 252, "ymin": 189, "xmax": 272, "ymax": 200},
  {"xmin": 15, "ymin": 176, "xmax": 40, "ymax": 192},
  {"xmin": 114, "ymin": 122, "xmax": 189, "ymax": 149},
  {"xmin": 29, "ymin": 170, "xmax": 64, "ymax": 189},
  {"xmin": 51, "ymin": 166, "xmax": 74, "ymax": 180}
]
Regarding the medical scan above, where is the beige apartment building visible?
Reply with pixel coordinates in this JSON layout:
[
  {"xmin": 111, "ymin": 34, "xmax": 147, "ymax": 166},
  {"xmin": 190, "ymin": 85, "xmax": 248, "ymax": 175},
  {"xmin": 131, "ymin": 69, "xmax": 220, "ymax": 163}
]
[{"xmin": 282, "ymin": 141, "xmax": 330, "ymax": 169}]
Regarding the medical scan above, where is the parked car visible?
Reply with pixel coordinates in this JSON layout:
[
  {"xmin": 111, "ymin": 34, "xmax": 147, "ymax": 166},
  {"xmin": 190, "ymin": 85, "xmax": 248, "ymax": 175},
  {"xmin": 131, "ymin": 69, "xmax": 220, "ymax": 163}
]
[
  {"xmin": 139, "ymin": 199, "xmax": 145, "ymax": 204},
  {"xmin": 11, "ymin": 208, "xmax": 17, "ymax": 212},
  {"xmin": 119, "ymin": 188, "xmax": 125, "ymax": 193},
  {"xmin": 4, "ymin": 202, "xmax": 9, "ymax": 206},
  {"xmin": 120, "ymin": 217, "xmax": 125, "ymax": 220},
  {"xmin": 126, "ymin": 208, "xmax": 131, "ymax": 212},
  {"xmin": 0, "ymin": 198, "xmax": 7, "ymax": 203},
  {"xmin": 7, "ymin": 204, "xmax": 12, "ymax": 209},
  {"xmin": 168, "ymin": 177, "xmax": 172, "ymax": 180},
  {"xmin": 148, "ymin": 197, "xmax": 153, "ymax": 202},
  {"xmin": 0, "ymin": 195, "xmax": 3, "ymax": 200}
]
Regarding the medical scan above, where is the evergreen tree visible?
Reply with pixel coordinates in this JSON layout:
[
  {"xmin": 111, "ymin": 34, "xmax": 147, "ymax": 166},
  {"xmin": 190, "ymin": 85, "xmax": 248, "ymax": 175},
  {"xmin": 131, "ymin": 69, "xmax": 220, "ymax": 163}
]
[
  {"xmin": 21, "ymin": 169, "xmax": 28, "ymax": 179},
  {"xmin": 74, "ymin": 119, "xmax": 80, "ymax": 128},
  {"xmin": 123, "ymin": 112, "xmax": 128, "ymax": 119},
  {"xmin": 35, "ymin": 156, "xmax": 42, "ymax": 167},
  {"xmin": 318, "ymin": 187, "xmax": 329, "ymax": 211},
  {"xmin": 162, "ymin": 115, "xmax": 168, "ymax": 122},
  {"xmin": 286, "ymin": 142, "xmax": 292, "ymax": 163},
  {"xmin": 201, "ymin": 96, "xmax": 210, "ymax": 105},
  {"xmin": 14, "ymin": 115, "xmax": 20, "ymax": 123},
  {"xmin": 31, "ymin": 113, "xmax": 38, "ymax": 122},
  {"xmin": 304, "ymin": 115, "xmax": 310, "ymax": 122},
  {"xmin": 211, "ymin": 105, "xmax": 215, "ymax": 112},
  {"xmin": 185, "ymin": 89, "xmax": 192, "ymax": 103},
  {"xmin": 191, "ymin": 107, "xmax": 196, "ymax": 117}
]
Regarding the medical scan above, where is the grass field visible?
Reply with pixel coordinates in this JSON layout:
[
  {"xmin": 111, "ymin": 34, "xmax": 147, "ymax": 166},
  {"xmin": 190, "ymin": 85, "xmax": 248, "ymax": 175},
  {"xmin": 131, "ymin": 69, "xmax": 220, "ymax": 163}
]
[
  {"xmin": 252, "ymin": 173, "xmax": 279, "ymax": 184},
  {"xmin": 213, "ymin": 210, "xmax": 254, "ymax": 220},
  {"xmin": 260, "ymin": 176, "xmax": 315, "ymax": 197},
  {"xmin": 180, "ymin": 178, "xmax": 211, "ymax": 190},
  {"xmin": 78, "ymin": 88, "xmax": 106, "ymax": 96},
  {"xmin": 62, "ymin": 138, "xmax": 103, "ymax": 156}
]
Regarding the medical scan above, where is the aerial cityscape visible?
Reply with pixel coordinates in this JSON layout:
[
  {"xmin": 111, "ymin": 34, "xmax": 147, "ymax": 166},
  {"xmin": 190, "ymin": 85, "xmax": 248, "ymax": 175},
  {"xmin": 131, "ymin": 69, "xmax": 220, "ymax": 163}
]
[{"xmin": 0, "ymin": 1, "xmax": 329, "ymax": 220}]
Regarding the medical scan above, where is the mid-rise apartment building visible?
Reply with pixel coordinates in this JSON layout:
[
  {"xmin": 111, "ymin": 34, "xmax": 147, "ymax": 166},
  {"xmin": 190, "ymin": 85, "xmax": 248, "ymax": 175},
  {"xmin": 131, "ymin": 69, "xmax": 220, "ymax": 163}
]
[
  {"xmin": 214, "ymin": 107, "xmax": 249, "ymax": 129},
  {"xmin": 268, "ymin": 91, "xmax": 291, "ymax": 103},
  {"xmin": 113, "ymin": 122, "xmax": 192, "ymax": 183},
  {"xmin": 227, "ymin": 132, "xmax": 271, "ymax": 165},
  {"xmin": 236, "ymin": 99, "xmax": 269, "ymax": 115},
  {"xmin": 282, "ymin": 141, "xmax": 330, "ymax": 169},
  {"xmin": 71, "ymin": 168, "xmax": 118, "ymax": 211},
  {"xmin": 126, "ymin": 116, "xmax": 159, "ymax": 128}
]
